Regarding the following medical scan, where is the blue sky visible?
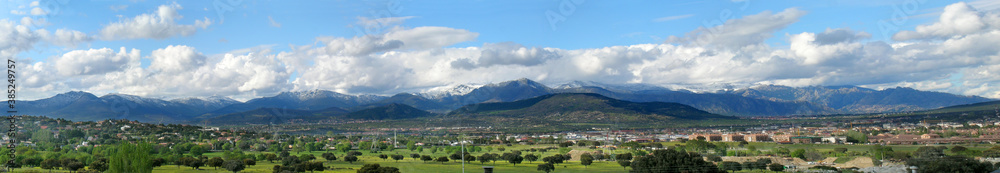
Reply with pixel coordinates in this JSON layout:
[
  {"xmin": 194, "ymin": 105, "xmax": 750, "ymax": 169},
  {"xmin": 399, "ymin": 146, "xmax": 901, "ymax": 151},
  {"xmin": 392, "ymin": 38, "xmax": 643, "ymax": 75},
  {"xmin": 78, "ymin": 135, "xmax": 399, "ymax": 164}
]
[{"xmin": 3, "ymin": 0, "xmax": 1000, "ymax": 100}]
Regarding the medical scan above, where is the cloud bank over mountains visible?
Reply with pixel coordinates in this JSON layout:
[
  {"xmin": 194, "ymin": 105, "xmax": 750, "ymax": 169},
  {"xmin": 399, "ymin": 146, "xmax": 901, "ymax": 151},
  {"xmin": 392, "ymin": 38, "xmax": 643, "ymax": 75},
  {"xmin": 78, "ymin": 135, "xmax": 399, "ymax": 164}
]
[{"xmin": 6, "ymin": 2, "xmax": 1000, "ymax": 101}]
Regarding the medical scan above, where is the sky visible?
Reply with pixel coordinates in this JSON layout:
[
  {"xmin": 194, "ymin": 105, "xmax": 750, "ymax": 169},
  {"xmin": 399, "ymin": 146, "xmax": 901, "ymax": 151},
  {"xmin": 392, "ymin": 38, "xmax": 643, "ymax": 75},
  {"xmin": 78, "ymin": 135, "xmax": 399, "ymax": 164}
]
[{"xmin": 3, "ymin": 0, "xmax": 1000, "ymax": 101}]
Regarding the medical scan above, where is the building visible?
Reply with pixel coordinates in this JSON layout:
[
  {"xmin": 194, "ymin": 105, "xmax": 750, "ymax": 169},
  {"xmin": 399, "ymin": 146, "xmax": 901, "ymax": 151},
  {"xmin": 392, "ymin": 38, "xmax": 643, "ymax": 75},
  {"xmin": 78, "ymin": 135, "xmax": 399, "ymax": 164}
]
[
  {"xmin": 745, "ymin": 134, "xmax": 772, "ymax": 142},
  {"xmin": 688, "ymin": 134, "xmax": 722, "ymax": 141},
  {"xmin": 790, "ymin": 137, "xmax": 821, "ymax": 144},
  {"xmin": 722, "ymin": 134, "xmax": 744, "ymax": 142},
  {"xmin": 821, "ymin": 137, "xmax": 846, "ymax": 144}
]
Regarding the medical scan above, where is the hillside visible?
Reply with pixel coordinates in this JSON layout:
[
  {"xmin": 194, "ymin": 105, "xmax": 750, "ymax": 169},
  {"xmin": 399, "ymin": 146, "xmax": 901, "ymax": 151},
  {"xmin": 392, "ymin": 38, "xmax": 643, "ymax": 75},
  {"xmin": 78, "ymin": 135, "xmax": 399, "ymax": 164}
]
[
  {"xmin": 344, "ymin": 103, "xmax": 434, "ymax": 120},
  {"xmin": 729, "ymin": 85, "xmax": 993, "ymax": 113},
  {"xmin": 450, "ymin": 93, "xmax": 732, "ymax": 124}
]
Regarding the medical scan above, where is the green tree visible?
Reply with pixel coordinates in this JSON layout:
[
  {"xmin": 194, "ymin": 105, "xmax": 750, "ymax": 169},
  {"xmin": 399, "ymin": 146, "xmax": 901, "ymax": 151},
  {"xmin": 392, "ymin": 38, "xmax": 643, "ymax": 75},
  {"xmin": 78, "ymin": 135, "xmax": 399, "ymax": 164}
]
[
  {"xmin": 436, "ymin": 156, "xmax": 450, "ymax": 164},
  {"xmin": 907, "ymin": 155, "xmax": 993, "ymax": 173},
  {"xmin": 768, "ymin": 163, "xmax": 785, "ymax": 171},
  {"xmin": 790, "ymin": 149, "xmax": 806, "ymax": 160},
  {"xmin": 108, "ymin": 142, "xmax": 154, "ymax": 173},
  {"xmin": 537, "ymin": 163, "xmax": 555, "ymax": 173},
  {"xmin": 720, "ymin": 161, "xmax": 742, "ymax": 172},
  {"xmin": 406, "ymin": 141, "xmax": 416, "ymax": 151},
  {"xmin": 580, "ymin": 153, "xmax": 593, "ymax": 168},
  {"xmin": 190, "ymin": 145, "xmax": 205, "ymax": 156},
  {"xmin": 524, "ymin": 154, "xmax": 538, "ymax": 163},
  {"xmin": 358, "ymin": 163, "xmax": 401, "ymax": 173},
  {"xmin": 630, "ymin": 149, "xmax": 723, "ymax": 173},
  {"xmin": 391, "ymin": 154, "xmax": 404, "ymax": 162},
  {"xmin": 223, "ymin": 160, "xmax": 245, "ymax": 173},
  {"xmin": 344, "ymin": 155, "xmax": 358, "ymax": 164},
  {"xmin": 420, "ymin": 155, "xmax": 433, "ymax": 163},
  {"xmin": 207, "ymin": 157, "xmax": 225, "ymax": 170}
]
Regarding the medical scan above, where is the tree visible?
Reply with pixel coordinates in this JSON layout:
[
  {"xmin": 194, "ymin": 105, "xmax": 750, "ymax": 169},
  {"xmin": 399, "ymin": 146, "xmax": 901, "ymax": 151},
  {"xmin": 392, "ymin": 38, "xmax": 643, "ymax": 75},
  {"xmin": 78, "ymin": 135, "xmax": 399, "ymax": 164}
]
[
  {"xmin": 186, "ymin": 159, "xmax": 203, "ymax": 170},
  {"xmin": 321, "ymin": 152, "xmax": 337, "ymax": 162},
  {"xmin": 265, "ymin": 153, "xmax": 278, "ymax": 163},
  {"xmin": 580, "ymin": 153, "xmax": 593, "ymax": 168},
  {"xmin": 537, "ymin": 163, "xmax": 555, "ymax": 173},
  {"xmin": 436, "ymin": 156, "xmax": 450, "ymax": 164},
  {"xmin": 358, "ymin": 163, "xmax": 401, "ymax": 173},
  {"xmin": 344, "ymin": 155, "xmax": 359, "ymax": 164},
  {"xmin": 507, "ymin": 154, "xmax": 523, "ymax": 166},
  {"xmin": 907, "ymin": 155, "xmax": 993, "ymax": 173},
  {"xmin": 617, "ymin": 160, "xmax": 631, "ymax": 170},
  {"xmin": 40, "ymin": 158, "xmax": 59, "ymax": 172},
  {"xmin": 207, "ymin": 157, "xmax": 225, "ymax": 170},
  {"xmin": 410, "ymin": 153, "xmax": 420, "ymax": 160},
  {"xmin": 151, "ymin": 158, "xmax": 166, "ymax": 167},
  {"xmin": 223, "ymin": 160, "xmax": 245, "ymax": 173},
  {"xmin": 630, "ymin": 149, "xmax": 723, "ymax": 173},
  {"xmin": 407, "ymin": 141, "xmax": 416, "ymax": 151},
  {"xmin": 299, "ymin": 154, "xmax": 316, "ymax": 161},
  {"xmin": 420, "ymin": 155, "xmax": 433, "ymax": 163},
  {"xmin": 282, "ymin": 156, "xmax": 300, "ymax": 166},
  {"xmin": 309, "ymin": 161, "xmax": 325, "ymax": 172},
  {"xmin": 524, "ymin": 154, "xmax": 538, "ymax": 163},
  {"xmin": 391, "ymin": 154, "xmax": 404, "ymax": 162},
  {"xmin": 243, "ymin": 159, "xmax": 256, "ymax": 166},
  {"xmin": 720, "ymin": 161, "xmax": 742, "ymax": 172},
  {"xmin": 190, "ymin": 145, "xmax": 205, "ymax": 156},
  {"xmin": 768, "ymin": 163, "xmax": 785, "ymax": 171},
  {"xmin": 479, "ymin": 153, "xmax": 493, "ymax": 165},
  {"xmin": 834, "ymin": 147, "xmax": 848, "ymax": 153},
  {"xmin": 914, "ymin": 146, "xmax": 945, "ymax": 159},
  {"xmin": 790, "ymin": 149, "xmax": 806, "ymax": 160},
  {"xmin": 90, "ymin": 160, "xmax": 109, "ymax": 172},
  {"xmin": 109, "ymin": 142, "xmax": 154, "ymax": 173},
  {"xmin": 377, "ymin": 154, "xmax": 388, "ymax": 161},
  {"xmin": 951, "ymin": 146, "xmax": 968, "ymax": 154},
  {"xmin": 65, "ymin": 161, "xmax": 85, "ymax": 172}
]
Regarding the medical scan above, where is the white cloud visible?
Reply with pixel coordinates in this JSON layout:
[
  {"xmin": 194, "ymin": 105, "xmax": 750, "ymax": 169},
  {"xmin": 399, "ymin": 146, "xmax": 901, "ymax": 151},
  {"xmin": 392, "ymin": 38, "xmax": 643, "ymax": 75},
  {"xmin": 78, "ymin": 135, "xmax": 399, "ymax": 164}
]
[
  {"xmin": 110, "ymin": 5, "xmax": 128, "ymax": 12},
  {"xmin": 20, "ymin": 16, "xmax": 47, "ymax": 26},
  {"xmin": 652, "ymin": 14, "xmax": 694, "ymax": 22},
  {"xmin": 10, "ymin": 10, "xmax": 26, "ymax": 15},
  {"xmin": 54, "ymin": 47, "xmax": 140, "ymax": 76},
  {"xmin": 268, "ymin": 16, "xmax": 281, "ymax": 28},
  {"xmin": 29, "ymin": 7, "xmax": 46, "ymax": 16},
  {"xmin": 0, "ymin": 19, "xmax": 41, "ymax": 58},
  {"xmin": 38, "ymin": 29, "xmax": 93, "ymax": 47},
  {"xmin": 99, "ymin": 3, "xmax": 212, "ymax": 40},
  {"xmin": 30, "ymin": 1, "xmax": 39, "ymax": 7},
  {"xmin": 667, "ymin": 8, "xmax": 806, "ymax": 49},
  {"xmin": 148, "ymin": 45, "xmax": 206, "ymax": 73},
  {"xmin": 893, "ymin": 2, "xmax": 1000, "ymax": 41},
  {"xmin": 450, "ymin": 42, "xmax": 561, "ymax": 69},
  {"xmin": 383, "ymin": 26, "xmax": 478, "ymax": 50}
]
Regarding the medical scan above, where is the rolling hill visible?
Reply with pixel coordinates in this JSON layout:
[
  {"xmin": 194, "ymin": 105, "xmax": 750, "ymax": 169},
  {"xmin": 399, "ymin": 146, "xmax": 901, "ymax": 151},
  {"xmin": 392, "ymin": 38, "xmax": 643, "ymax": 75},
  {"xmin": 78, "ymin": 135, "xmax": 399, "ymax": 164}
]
[{"xmin": 450, "ymin": 93, "xmax": 733, "ymax": 124}]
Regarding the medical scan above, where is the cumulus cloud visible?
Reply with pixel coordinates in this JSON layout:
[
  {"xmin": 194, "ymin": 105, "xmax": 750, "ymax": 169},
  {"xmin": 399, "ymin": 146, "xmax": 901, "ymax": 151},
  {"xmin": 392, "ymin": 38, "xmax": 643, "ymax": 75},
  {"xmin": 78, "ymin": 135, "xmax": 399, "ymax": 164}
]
[
  {"xmin": 99, "ymin": 3, "xmax": 212, "ymax": 40},
  {"xmin": 893, "ymin": 2, "xmax": 1000, "ymax": 41},
  {"xmin": 38, "ymin": 29, "xmax": 93, "ymax": 47},
  {"xmin": 0, "ymin": 19, "xmax": 41, "ymax": 57},
  {"xmin": 148, "ymin": 45, "xmax": 206, "ymax": 72},
  {"xmin": 54, "ymin": 47, "xmax": 140, "ymax": 76},
  {"xmin": 450, "ymin": 42, "xmax": 561, "ymax": 69},
  {"xmin": 667, "ymin": 8, "xmax": 806, "ymax": 49},
  {"xmin": 30, "ymin": 7, "xmax": 46, "ymax": 15}
]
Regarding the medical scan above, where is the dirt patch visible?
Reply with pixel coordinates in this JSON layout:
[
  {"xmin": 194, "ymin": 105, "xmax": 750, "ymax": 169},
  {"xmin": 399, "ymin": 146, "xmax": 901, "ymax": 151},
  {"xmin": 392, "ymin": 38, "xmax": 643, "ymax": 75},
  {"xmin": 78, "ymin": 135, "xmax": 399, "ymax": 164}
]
[
  {"xmin": 567, "ymin": 150, "xmax": 600, "ymax": 161},
  {"xmin": 721, "ymin": 156, "xmax": 807, "ymax": 166},
  {"xmin": 835, "ymin": 157, "xmax": 874, "ymax": 168}
]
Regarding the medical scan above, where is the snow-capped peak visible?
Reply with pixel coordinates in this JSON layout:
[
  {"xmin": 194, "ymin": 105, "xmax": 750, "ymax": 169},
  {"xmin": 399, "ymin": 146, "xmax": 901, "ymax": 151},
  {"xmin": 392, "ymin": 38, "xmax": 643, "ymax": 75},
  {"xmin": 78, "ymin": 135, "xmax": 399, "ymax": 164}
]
[{"xmin": 420, "ymin": 83, "xmax": 484, "ymax": 99}]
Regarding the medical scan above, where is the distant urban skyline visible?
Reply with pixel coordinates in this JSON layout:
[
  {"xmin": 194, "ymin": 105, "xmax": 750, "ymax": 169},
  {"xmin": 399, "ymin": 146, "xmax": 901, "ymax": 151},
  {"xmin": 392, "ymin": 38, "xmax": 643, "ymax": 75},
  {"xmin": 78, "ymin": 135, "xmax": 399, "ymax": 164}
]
[{"xmin": 2, "ymin": 0, "xmax": 1000, "ymax": 101}]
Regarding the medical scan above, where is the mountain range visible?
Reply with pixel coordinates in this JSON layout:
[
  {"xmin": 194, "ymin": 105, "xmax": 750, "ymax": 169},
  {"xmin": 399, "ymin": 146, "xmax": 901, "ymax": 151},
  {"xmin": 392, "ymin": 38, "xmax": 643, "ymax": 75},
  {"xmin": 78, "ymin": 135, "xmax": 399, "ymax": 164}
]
[{"xmin": 16, "ymin": 78, "xmax": 994, "ymax": 124}]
